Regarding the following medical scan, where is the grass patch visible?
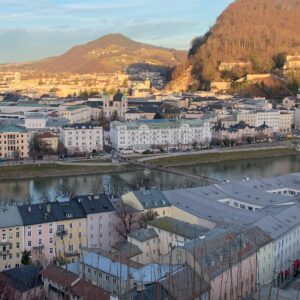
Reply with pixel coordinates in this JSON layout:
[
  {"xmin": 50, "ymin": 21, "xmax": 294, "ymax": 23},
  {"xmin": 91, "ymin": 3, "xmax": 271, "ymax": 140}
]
[
  {"xmin": 148, "ymin": 147, "xmax": 297, "ymax": 167},
  {"xmin": 0, "ymin": 163, "xmax": 123, "ymax": 180}
]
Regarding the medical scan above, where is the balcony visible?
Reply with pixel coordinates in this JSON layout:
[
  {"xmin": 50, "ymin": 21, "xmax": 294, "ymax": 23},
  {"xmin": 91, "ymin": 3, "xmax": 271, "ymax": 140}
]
[
  {"xmin": 65, "ymin": 251, "xmax": 80, "ymax": 258},
  {"xmin": 0, "ymin": 250, "xmax": 10, "ymax": 255},
  {"xmin": 56, "ymin": 229, "xmax": 68, "ymax": 236},
  {"xmin": 0, "ymin": 240, "xmax": 12, "ymax": 246},
  {"xmin": 32, "ymin": 245, "xmax": 44, "ymax": 250}
]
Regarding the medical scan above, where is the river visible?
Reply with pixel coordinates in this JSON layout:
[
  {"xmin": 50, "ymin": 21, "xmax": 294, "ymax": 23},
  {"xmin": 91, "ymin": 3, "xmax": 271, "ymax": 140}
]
[{"xmin": 2, "ymin": 155, "xmax": 300, "ymax": 204}]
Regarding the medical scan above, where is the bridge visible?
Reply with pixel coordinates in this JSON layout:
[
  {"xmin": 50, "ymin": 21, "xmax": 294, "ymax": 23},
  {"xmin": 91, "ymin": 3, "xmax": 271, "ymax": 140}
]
[{"xmin": 119, "ymin": 157, "xmax": 221, "ymax": 184}]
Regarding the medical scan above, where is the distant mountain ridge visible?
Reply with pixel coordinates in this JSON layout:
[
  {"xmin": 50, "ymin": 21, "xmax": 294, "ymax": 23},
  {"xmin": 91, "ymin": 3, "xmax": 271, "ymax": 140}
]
[
  {"xmin": 19, "ymin": 33, "xmax": 186, "ymax": 74},
  {"xmin": 170, "ymin": 0, "xmax": 300, "ymax": 91}
]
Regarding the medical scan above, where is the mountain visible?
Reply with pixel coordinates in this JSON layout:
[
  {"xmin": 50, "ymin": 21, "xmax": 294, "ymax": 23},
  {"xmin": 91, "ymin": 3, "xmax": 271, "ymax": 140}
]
[
  {"xmin": 171, "ymin": 0, "xmax": 300, "ymax": 91},
  {"xmin": 22, "ymin": 33, "xmax": 186, "ymax": 74}
]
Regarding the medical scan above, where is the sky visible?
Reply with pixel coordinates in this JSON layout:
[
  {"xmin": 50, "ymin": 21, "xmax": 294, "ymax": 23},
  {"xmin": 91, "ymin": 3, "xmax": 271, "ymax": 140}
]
[{"xmin": 0, "ymin": 0, "xmax": 234, "ymax": 63}]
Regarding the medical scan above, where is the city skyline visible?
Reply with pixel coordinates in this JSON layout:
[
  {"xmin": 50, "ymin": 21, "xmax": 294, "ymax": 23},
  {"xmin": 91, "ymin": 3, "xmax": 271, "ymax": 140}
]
[{"xmin": 0, "ymin": 0, "xmax": 233, "ymax": 63}]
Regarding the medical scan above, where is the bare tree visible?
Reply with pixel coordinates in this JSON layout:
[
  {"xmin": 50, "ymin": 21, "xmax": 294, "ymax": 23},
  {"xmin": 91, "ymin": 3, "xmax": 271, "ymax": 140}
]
[{"xmin": 114, "ymin": 202, "xmax": 141, "ymax": 239}]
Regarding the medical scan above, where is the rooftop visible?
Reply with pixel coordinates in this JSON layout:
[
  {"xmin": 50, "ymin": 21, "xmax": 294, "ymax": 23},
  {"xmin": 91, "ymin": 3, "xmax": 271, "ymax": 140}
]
[
  {"xmin": 148, "ymin": 217, "xmax": 209, "ymax": 239},
  {"xmin": 132, "ymin": 188, "xmax": 171, "ymax": 209},
  {"xmin": 129, "ymin": 228, "xmax": 158, "ymax": 242},
  {"xmin": 0, "ymin": 124, "xmax": 27, "ymax": 133}
]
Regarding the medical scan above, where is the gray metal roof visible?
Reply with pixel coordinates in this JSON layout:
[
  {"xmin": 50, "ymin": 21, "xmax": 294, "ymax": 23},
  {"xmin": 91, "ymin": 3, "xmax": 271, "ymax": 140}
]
[
  {"xmin": 129, "ymin": 228, "xmax": 158, "ymax": 242},
  {"xmin": 163, "ymin": 188, "xmax": 262, "ymax": 226},
  {"xmin": 148, "ymin": 217, "xmax": 209, "ymax": 239},
  {"xmin": 133, "ymin": 188, "xmax": 171, "ymax": 209},
  {"xmin": 0, "ymin": 205, "xmax": 23, "ymax": 228}
]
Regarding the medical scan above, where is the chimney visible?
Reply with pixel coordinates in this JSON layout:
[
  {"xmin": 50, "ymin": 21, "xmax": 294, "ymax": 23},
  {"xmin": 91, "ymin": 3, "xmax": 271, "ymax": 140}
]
[
  {"xmin": 46, "ymin": 203, "xmax": 51, "ymax": 213},
  {"xmin": 28, "ymin": 206, "xmax": 31, "ymax": 213}
]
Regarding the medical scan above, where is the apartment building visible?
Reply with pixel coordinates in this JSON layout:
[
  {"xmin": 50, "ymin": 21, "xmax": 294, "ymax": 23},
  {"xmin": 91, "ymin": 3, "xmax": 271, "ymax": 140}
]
[
  {"xmin": 51, "ymin": 201, "xmax": 87, "ymax": 263},
  {"xmin": 110, "ymin": 119, "xmax": 212, "ymax": 151},
  {"xmin": 0, "ymin": 125, "xmax": 29, "ymax": 158},
  {"xmin": 0, "ymin": 206, "xmax": 24, "ymax": 271},
  {"xmin": 18, "ymin": 203, "xmax": 56, "ymax": 264},
  {"xmin": 60, "ymin": 105, "xmax": 91, "ymax": 124},
  {"xmin": 73, "ymin": 194, "xmax": 118, "ymax": 251},
  {"xmin": 236, "ymin": 110, "xmax": 281, "ymax": 132},
  {"xmin": 61, "ymin": 123, "xmax": 103, "ymax": 154}
]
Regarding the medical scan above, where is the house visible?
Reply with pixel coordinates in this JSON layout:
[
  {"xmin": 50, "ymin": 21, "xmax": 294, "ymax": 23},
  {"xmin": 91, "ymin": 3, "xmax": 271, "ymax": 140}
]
[
  {"xmin": 127, "ymin": 228, "xmax": 159, "ymax": 264},
  {"xmin": 0, "ymin": 265, "xmax": 44, "ymax": 300},
  {"xmin": 41, "ymin": 264, "xmax": 110, "ymax": 300},
  {"xmin": 148, "ymin": 217, "xmax": 209, "ymax": 256}
]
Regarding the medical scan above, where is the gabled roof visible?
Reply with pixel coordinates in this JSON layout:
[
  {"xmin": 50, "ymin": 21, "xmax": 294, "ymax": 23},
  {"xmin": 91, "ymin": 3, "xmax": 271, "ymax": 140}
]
[
  {"xmin": 1, "ymin": 265, "xmax": 42, "ymax": 292},
  {"xmin": 71, "ymin": 279, "xmax": 110, "ymax": 300},
  {"xmin": 0, "ymin": 206, "xmax": 23, "ymax": 228},
  {"xmin": 72, "ymin": 194, "xmax": 115, "ymax": 215},
  {"xmin": 50, "ymin": 201, "xmax": 86, "ymax": 221},
  {"xmin": 132, "ymin": 188, "xmax": 171, "ymax": 209},
  {"xmin": 18, "ymin": 203, "xmax": 55, "ymax": 226},
  {"xmin": 40, "ymin": 264, "xmax": 79, "ymax": 288}
]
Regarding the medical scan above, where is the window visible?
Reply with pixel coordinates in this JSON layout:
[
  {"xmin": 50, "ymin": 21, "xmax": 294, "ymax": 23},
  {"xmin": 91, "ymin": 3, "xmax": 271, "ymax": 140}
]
[
  {"xmin": 68, "ymin": 245, "xmax": 73, "ymax": 252},
  {"xmin": 16, "ymin": 232, "xmax": 19, "ymax": 238},
  {"xmin": 16, "ymin": 243, "xmax": 19, "ymax": 249},
  {"xmin": 49, "ymin": 228, "xmax": 53, "ymax": 234},
  {"xmin": 39, "ymin": 239, "xmax": 42, "ymax": 245},
  {"xmin": 38, "ymin": 230, "xmax": 42, "ymax": 235},
  {"xmin": 50, "ymin": 248, "xmax": 53, "ymax": 254},
  {"xmin": 106, "ymin": 275, "xmax": 109, "ymax": 281},
  {"xmin": 28, "ymin": 231, "xmax": 31, "ymax": 237},
  {"xmin": 28, "ymin": 241, "xmax": 31, "ymax": 247},
  {"xmin": 49, "ymin": 238, "xmax": 53, "ymax": 243}
]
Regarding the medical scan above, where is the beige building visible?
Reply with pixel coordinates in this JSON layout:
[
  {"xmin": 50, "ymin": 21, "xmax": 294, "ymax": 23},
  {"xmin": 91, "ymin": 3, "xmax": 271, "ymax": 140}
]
[
  {"xmin": 0, "ymin": 206, "xmax": 24, "ymax": 271},
  {"xmin": 121, "ymin": 188, "xmax": 172, "ymax": 218},
  {"xmin": 127, "ymin": 228, "xmax": 159, "ymax": 264},
  {"xmin": 35, "ymin": 132, "xmax": 59, "ymax": 152},
  {"xmin": 0, "ymin": 125, "xmax": 29, "ymax": 159},
  {"xmin": 279, "ymin": 112, "xmax": 293, "ymax": 133},
  {"xmin": 60, "ymin": 105, "xmax": 91, "ymax": 124},
  {"xmin": 52, "ymin": 202, "xmax": 87, "ymax": 264}
]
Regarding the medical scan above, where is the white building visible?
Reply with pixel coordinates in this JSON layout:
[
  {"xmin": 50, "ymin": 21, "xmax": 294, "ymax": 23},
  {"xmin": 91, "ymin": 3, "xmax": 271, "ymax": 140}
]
[
  {"xmin": 237, "ymin": 110, "xmax": 281, "ymax": 132},
  {"xmin": 60, "ymin": 105, "xmax": 91, "ymax": 124},
  {"xmin": 24, "ymin": 114, "xmax": 47, "ymax": 130},
  {"xmin": 61, "ymin": 123, "xmax": 103, "ymax": 154},
  {"xmin": 110, "ymin": 119, "xmax": 212, "ymax": 151}
]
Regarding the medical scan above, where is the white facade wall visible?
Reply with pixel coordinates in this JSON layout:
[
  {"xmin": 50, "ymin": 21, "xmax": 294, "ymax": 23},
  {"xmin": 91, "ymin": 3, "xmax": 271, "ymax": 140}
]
[
  {"xmin": 60, "ymin": 106, "xmax": 91, "ymax": 124},
  {"xmin": 24, "ymin": 117, "xmax": 47, "ymax": 129},
  {"xmin": 87, "ymin": 211, "xmax": 119, "ymax": 251},
  {"xmin": 257, "ymin": 242, "xmax": 273, "ymax": 287},
  {"xmin": 61, "ymin": 125, "xmax": 103, "ymax": 154},
  {"xmin": 237, "ymin": 110, "xmax": 281, "ymax": 132},
  {"xmin": 110, "ymin": 120, "xmax": 212, "ymax": 151}
]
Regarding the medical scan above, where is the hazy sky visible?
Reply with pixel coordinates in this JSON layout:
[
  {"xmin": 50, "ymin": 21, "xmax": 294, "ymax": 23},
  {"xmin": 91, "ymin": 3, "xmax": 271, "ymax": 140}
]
[{"xmin": 0, "ymin": 0, "xmax": 233, "ymax": 63}]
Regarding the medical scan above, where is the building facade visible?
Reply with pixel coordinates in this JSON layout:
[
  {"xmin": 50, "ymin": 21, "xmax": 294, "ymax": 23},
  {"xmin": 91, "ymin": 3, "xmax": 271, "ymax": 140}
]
[
  {"xmin": 110, "ymin": 119, "xmax": 212, "ymax": 151},
  {"xmin": 61, "ymin": 123, "xmax": 103, "ymax": 154},
  {"xmin": 0, "ymin": 125, "xmax": 29, "ymax": 158}
]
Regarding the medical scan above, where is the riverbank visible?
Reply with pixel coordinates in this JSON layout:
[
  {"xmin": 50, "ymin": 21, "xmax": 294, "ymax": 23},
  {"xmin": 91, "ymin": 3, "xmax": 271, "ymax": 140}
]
[
  {"xmin": 147, "ymin": 147, "xmax": 298, "ymax": 167},
  {"xmin": 0, "ymin": 163, "xmax": 138, "ymax": 181},
  {"xmin": 0, "ymin": 146, "xmax": 297, "ymax": 181}
]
